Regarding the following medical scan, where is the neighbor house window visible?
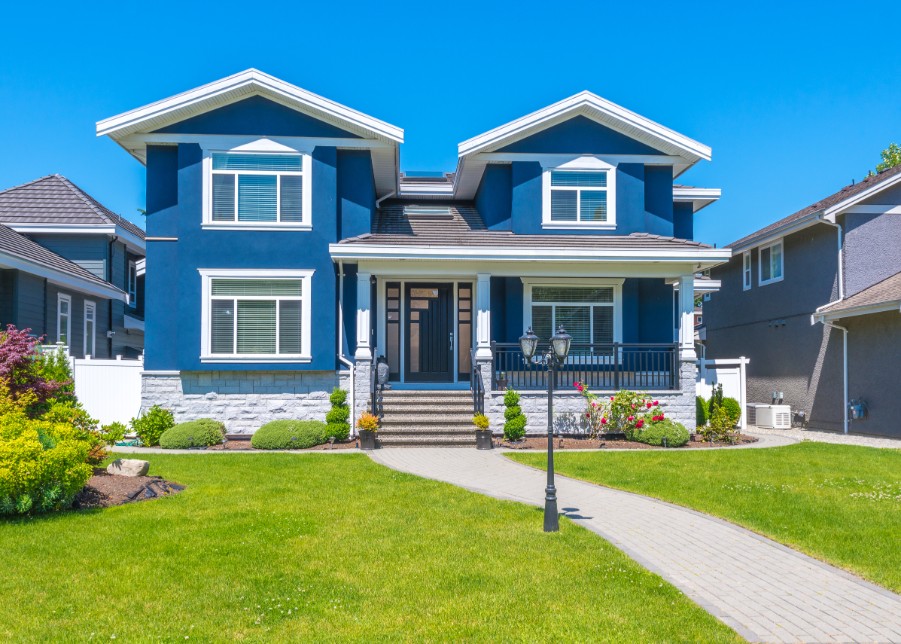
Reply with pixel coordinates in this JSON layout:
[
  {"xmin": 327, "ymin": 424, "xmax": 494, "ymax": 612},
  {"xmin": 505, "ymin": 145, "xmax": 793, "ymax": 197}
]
[
  {"xmin": 210, "ymin": 153, "xmax": 306, "ymax": 225},
  {"xmin": 200, "ymin": 270, "xmax": 313, "ymax": 361},
  {"xmin": 529, "ymin": 285, "xmax": 619, "ymax": 346},
  {"xmin": 742, "ymin": 251, "xmax": 752, "ymax": 290},
  {"xmin": 759, "ymin": 240, "xmax": 784, "ymax": 285},
  {"xmin": 84, "ymin": 301, "xmax": 96, "ymax": 357},
  {"xmin": 127, "ymin": 260, "xmax": 137, "ymax": 307},
  {"xmin": 57, "ymin": 294, "xmax": 71, "ymax": 350}
]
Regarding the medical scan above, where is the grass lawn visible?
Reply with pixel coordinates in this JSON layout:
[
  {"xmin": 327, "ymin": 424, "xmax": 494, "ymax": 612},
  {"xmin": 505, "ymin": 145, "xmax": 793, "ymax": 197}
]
[
  {"xmin": 0, "ymin": 454, "xmax": 738, "ymax": 642},
  {"xmin": 508, "ymin": 442, "xmax": 901, "ymax": 592}
]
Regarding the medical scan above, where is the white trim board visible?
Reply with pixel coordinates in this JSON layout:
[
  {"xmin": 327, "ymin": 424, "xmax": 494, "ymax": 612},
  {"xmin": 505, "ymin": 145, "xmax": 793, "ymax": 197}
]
[{"xmin": 0, "ymin": 250, "xmax": 127, "ymax": 301}]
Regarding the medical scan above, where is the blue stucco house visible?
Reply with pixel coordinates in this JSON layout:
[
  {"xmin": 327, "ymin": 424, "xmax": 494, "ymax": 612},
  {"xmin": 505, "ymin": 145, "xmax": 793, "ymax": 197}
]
[{"xmin": 98, "ymin": 69, "xmax": 728, "ymax": 439}]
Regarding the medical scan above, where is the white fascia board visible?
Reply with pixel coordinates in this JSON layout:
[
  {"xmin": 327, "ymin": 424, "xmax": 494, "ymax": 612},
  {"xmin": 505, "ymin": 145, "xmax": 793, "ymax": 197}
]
[
  {"xmin": 667, "ymin": 277, "xmax": 722, "ymax": 292},
  {"xmin": 123, "ymin": 315, "xmax": 145, "ymax": 332},
  {"xmin": 673, "ymin": 187, "xmax": 722, "ymax": 213},
  {"xmin": 0, "ymin": 251, "xmax": 128, "ymax": 302},
  {"xmin": 730, "ymin": 216, "xmax": 822, "ymax": 255},
  {"xmin": 97, "ymin": 69, "xmax": 403, "ymax": 144},
  {"xmin": 816, "ymin": 300, "xmax": 901, "ymax": 321},
  {"xmin": 824, "ymin": 171, "xmax": 901, "ymax": 217},
  {"xmin": 457, "ymin": 91, "xmax": 711, "ymax": 162}
]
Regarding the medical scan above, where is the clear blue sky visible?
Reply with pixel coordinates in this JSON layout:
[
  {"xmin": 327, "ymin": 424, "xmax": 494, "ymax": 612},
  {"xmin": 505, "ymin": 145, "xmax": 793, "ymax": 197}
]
[{"xmin": 1, "ymin": 1, "xmax": 899, "ymax": 247}]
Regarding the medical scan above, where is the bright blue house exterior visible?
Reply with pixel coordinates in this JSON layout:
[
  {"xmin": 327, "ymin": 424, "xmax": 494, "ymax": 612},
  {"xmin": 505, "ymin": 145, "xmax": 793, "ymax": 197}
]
[{"xmin": 99, "ymin": 70, "xmax": 728, "ymax": 434}]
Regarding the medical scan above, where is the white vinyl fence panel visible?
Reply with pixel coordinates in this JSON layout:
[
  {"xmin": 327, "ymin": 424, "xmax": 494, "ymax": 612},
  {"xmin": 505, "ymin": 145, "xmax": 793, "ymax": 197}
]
[
  {"xmin": 71, "ymin": 357, "xmax": 143, "ymax": 426},
  {"xmin": 697, "ymin": 357, "xmax": 749, "ymax": 430}
]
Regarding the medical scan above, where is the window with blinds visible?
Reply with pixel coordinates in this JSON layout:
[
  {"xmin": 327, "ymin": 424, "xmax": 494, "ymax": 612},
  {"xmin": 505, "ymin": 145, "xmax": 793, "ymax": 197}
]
[
  {"xmin": 209, "ymin": 278, "xmax": 304, "ymax": 355},
  {"xmin": 531, "ymin": 286, "xmax": 615, "ymax": 345},
  {"xmin": 211, "ymin": 153, "xmax": 304, "ymax": 224},
  {"xmin": 549, "ymin": 170, "xmax": 608, "ymax": 223}
]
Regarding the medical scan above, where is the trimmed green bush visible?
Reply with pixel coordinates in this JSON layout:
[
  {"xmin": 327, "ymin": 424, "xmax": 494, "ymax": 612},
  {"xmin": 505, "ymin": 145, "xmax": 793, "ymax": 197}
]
[
  {"xmin": 720, "ymin": 397, "xmax": 741, "ymax": 427},
  {"xmin": 504, "ymin": 405, "xmax": 522, "ymax": 421},
  {"xmin": 503, "ymin": 389, "xmax": 527, "ymax": 441},
  {"xmin": 635, "ymin": 420, "xmax": 690, "ymax": 447},
  {"xmin": 696, "ymin": 396, "xmax": 708, "ymax": 426},
  {"xmin": 159, "ymin": 419, "xmax": 225, "ymax": 449},
  {"xmin": 130, "ymin": 405, "xmax": 174, "ymax": 447},
  {"xmin": 324, "ymin": 388, "xmax": 350, "ymax": 442},
  {"xmin": 251, "ymin": 420, "xmax": 327, "ymax": 450}
]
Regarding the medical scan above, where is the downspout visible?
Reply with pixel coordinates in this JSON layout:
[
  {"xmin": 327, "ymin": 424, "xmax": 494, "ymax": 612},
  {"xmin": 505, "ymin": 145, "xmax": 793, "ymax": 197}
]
[
  {"xmin": 337, "ymin": 260, "xmax": 356, "ymax": 434},
  {"xmin": 820, "ymin": 319, "xmax": 849, "ymax": 434},
  {"xmin": 375, "ymin": 191, "xmax": 396, "ymax": 208}
]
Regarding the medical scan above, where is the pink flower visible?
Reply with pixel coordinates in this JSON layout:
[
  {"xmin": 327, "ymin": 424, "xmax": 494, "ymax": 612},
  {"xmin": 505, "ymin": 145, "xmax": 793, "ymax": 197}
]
[
  {"xmin": 573, "ymin": 382, "xmax": 579, "ymax": 387},
  {"xmin": 636, "ymin": 420, "xmax": 644, "ymax": 429},
  {"xmin": 653, "ymin": 401, "xmax": 659, "ymax": 406},
  {"xmin": 627, "ymin": 415, "xmax": 634, "ymax": 422},
  {"xmin": 591, "ymin": 401, "xmax": 599, "ymax": 408},
  {"xmin": 601, "ymin": 417, "xmax": 608, "ymax": 425},
  {"xmin": 646, "ymin": 402, "xmax": 653, "ymax": 409},
  {"xmin": 610, "ymin": 396, "xmax": 615, "ymax": 401}
]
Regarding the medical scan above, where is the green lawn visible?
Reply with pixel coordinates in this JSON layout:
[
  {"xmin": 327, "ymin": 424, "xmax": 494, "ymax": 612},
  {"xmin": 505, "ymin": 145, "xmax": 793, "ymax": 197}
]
[
  {"xmin": 0, "ymin": 454, "xmax": 738, "ymax": 642},
  {"xmin": 508, "ymin": 442, "xmax": 901, "ymax": 592}
]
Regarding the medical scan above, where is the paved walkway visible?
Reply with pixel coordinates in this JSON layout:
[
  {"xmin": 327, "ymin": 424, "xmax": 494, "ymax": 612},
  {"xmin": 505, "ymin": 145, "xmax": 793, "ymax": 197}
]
[
  {"xmin": 749, "ymin": 426, "xmax": 901, "ymax": 450},
  {"xmin": 371, "ymin": 448, "xmax": 901, "ymax": 643}
]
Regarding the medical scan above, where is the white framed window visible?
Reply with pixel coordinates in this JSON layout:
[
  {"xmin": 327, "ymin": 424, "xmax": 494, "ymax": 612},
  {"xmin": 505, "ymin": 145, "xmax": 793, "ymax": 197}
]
[
  {"xmin": 199, "ymin": 269, "xmax": 314, "ymax": 363},
  {"xmin": 542, "ymin": 157, "xmax": 617, "ymax": 229},
  {"xmin": 83, "ymin": 300, "xmax": 96, "ymax": 357},
  {"xmin": 203, "ymin": 149, "xmax": 312, "ymax": 231},
  {"xmin": 127, "ymin": 260, "xmax": 137, "ymax": 307},
  {"xmin": 522, "ymin": 279, "xmax": 624, "ymax": 351},
  {"xmin": 57, "ymin": 293, "xmax": 71, "ymax": 350},
  {"xmin": 758, "ymin": 240, "xmax": 784, "ymax": 286},
  {"xmin": 742, "ymin": 251, "xmax": 752, "ymax": 290}
]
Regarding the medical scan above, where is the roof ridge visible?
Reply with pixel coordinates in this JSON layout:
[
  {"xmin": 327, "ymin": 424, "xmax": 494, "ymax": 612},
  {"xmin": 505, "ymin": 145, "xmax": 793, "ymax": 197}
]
[
  {"xmin": 53, "ymin": 175, "xmax": 116, "ymax": 225},
  {"xmin": 0, "ymin": 174, "xmax": 64, "ymax": 196}
]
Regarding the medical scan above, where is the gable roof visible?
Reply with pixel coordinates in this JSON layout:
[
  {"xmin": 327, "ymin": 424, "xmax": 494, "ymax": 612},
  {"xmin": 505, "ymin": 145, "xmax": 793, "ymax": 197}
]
[
  {"xmin": 0, "ymin": 223, "xmax": 127, "ymax": 301},
  {"xmin": 817, "ymin": 270, "xmax": 901, "ymax": 320},
  {"xmin": 730, "ymin": 163, "xmax": 901, "ymax": 252},
  {"xmin": 0, "ymin": 175, "xmax": 145, "ymax": 249}
]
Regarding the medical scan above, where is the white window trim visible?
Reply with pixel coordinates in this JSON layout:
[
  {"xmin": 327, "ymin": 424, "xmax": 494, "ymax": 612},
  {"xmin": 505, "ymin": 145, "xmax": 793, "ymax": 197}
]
[
  {"xmin": 201, "ymin": 140, "xmax": 313, "ymax": 231},
  {"xmin": 127, "ymin": 260, "xmax": 137, "ymax": 307},
  {"xmin": 198, "ymin": 268, "xmax": 314, "ymax": 363},
  {"xmin": 83, "ymin": 300, "xmax": 96, "ymax": 357},
  {"xmin": 541, "ymin": 156, "xmax": 617, "ymax": 230},
  {"xmin": 758, "ymin": 239, "xmax": 784, "ymax": 286},
  {"xmin": 521, "ymin": 278, "xmax": 624, "ymax": 358},
  {"xmin": 57, "ymin": 293, "xmax": 72, "ymax": 352},
  {"xmin": 742, "ymin": 251, "xmax": 752, "ymax": 291}
]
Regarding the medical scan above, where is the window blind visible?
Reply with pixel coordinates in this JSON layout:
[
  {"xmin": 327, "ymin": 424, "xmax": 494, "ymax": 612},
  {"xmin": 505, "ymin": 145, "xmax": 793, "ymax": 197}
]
[{"xmin": 209, "ymin": 278, "xmax": 304, "ymax": 355}]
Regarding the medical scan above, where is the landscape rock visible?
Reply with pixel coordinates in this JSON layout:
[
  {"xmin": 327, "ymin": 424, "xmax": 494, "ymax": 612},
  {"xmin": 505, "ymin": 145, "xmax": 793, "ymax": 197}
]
[{"xmin": 106, "ymin": 459, "xmax": 150, "ymax": 477}]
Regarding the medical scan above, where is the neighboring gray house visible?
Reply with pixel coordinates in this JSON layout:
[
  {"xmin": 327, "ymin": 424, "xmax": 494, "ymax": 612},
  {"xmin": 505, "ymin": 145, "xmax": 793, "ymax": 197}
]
[
  {"xmin": 0, "ymin": 175, "xmax": 145, "ymax": 358},
  {"xmin": 704, "ymin": 164, "xmax": 901, "ymax": 438}
]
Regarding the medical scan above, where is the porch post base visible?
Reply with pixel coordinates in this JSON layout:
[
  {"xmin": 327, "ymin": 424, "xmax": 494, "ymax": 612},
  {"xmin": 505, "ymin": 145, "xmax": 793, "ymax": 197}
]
[{"xmin": 353, "ymin": 357, "xmax": 374, "ymax": 422}]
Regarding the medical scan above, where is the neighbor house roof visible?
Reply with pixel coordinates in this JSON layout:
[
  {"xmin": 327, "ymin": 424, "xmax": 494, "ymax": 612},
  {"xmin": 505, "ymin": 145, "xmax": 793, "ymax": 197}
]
[
  {"xmin": 730, "ymin": 163, "xmax": 901, "ymax": 252},
  {"xmin": 0, "ymin": 223, "xmax": 127, "ymax": 301},
  {"xmin": 0, "ymin": 174, "xmax": 145, "ymax": 250},
  {"xmin": 817, "ymin": 270, "xmax": 901, "ymax": 320}
]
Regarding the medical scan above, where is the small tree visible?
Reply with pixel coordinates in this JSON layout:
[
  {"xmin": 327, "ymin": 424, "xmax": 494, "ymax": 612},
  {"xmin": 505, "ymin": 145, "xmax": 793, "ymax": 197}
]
[
  {"xmin": 503, "ymin": 389, "xmax": 527, "ymax": 441},
  {"xmin": 325, "ymin": 388, "xmax": 350, "ymax": 442},
  {"xmin": 876, "ymin": 143, "xmax": 901, "ymax": 173}
]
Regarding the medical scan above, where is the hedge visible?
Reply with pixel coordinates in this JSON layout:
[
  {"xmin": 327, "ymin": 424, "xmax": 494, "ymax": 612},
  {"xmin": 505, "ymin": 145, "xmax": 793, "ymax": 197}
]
[
  {"xmin": 251, "ymin": 420, "xmax": 327, "ymax": 450},
  {"xmin": 159, "ymin": 419, "xmax": 225, "ymax": 449}
]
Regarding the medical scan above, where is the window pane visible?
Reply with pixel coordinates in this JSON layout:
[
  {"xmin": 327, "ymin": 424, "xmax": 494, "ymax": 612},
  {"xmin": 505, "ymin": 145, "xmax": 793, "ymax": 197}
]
[
  {"xmin": 550, "ymin": 190, "xmax": 578, "ymax": 221},
  {"xmin": 556, "ymin": 306, "xmax": 590, "ymax": 344},
  {"xmin": 212, "ymin": 174, "xmax": 235, "ymax": 221},
  {"xmin": 212, "ymin": 153, "xmax": 302, "ymax": 172},
  {"xmin": 533, "ymin": 286, "xmax": 613, "ymax": 303},
  {"xmin": 761, "ymin": 247, "xmax": 772, "ymax": 281},
  {"xmin": 238, "ymin": 175, "xmax": 277, "ymax": 222},
  {"xmin": 211, "ymin": 300, "xmax": 235, "ymax": 354},
  {"xmin": 237, "ymin": 300, "xmax": 276, "ymax": 354},
  {"xmin": 772, "ymin": 244, "xmax": 783, "ymax": 278},
  {"xmin": 593, "ymin": 307, "xmax": 614, "ymax": 344},
  {"xmin": 550, "ymin": 171, "xmax": 606, "ymax": 188},
  {"xmin": 211, "ymin": 279, "xmax": 302, "ymax": 297},
  {"xmin": 580, "ymin": 190, "xmax": 607, "ymax": 222},
  {"xmin": 532, "ymin": 305, "xmax": 553, "ymax": 342},
  {"xmin": 278, "ymin": 300, "xmax": 303, "ymax": 354},
  {"xmin": 280, "ymin": 175, "xmax": 303, "ymax": 222}
]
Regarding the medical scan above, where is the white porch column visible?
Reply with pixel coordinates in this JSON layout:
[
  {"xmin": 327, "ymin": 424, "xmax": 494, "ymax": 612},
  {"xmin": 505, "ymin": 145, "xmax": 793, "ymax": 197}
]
[
  {"xmin": 355, "ymin": 272, "xmax": 372, "ymax": 360},
  {"xmin": 678, "ymin": 273, "xmax": 697, "ymax": 361},
  {"xmin": 475, "ymin": 273, "xmax": 492, "ymax": 359}
]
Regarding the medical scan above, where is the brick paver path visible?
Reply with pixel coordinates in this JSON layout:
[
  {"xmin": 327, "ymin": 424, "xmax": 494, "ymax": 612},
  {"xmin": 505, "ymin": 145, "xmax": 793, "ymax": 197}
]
[{"xmin": 371, "ymin": 448, "xmax": 901, "ymax": 643}]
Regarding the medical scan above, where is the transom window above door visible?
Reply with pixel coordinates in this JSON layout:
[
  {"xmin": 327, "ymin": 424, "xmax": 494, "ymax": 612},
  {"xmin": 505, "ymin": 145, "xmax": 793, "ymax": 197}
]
[
  {"xmin": 528, "ymin": 284, "xmax": 620, "ymax": 346},
  {"xmin": 207, "ymin": 153, "xmax": 310, "ymax": 229}
]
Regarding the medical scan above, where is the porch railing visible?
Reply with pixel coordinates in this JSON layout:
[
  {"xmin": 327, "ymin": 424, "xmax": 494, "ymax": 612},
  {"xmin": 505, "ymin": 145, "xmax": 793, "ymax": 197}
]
[
  {"xmin": 491, "ymin": 342, "xmax": 680, "ymax": 392},
  {"xmin": 470, "ymin": 348, "xmax": 484, "ymax": 415},
  {"xmin": 370, "ymin": 347, "xmax": 384, "ymax": 419}
]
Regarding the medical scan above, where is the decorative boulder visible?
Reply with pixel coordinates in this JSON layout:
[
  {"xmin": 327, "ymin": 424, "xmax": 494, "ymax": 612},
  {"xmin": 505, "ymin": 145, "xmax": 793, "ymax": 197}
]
[{"xmin": 107, "ymin": 459, "xmax": 150, "ymax": 477}]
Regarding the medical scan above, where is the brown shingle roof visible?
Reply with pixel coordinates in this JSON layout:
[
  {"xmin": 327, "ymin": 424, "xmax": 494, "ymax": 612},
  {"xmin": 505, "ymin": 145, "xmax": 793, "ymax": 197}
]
[
  {"xmin": 0, "ymin": 174, "xmax": 145, "ymax": 240},
  {"xmin": 730, "ymin": 163, "xmax": 901, "ymax": 249},
  {"xmin": 819, "ymin": 271, "xmax": 901, "ymax": 317}
]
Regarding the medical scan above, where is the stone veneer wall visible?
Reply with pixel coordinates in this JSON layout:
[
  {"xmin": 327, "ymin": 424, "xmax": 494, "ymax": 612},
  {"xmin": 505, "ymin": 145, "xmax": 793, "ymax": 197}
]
[
  {"xmin": 484, "ymin": 359, "xmax": 697, "ymax": 435},
  {"xmin": 142, "ymin": 370, "xmax": 349, "ymax": 434}
]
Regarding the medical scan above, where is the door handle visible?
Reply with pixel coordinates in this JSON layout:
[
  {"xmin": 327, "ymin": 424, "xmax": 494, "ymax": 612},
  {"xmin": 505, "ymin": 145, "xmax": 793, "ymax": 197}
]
[{"xmin": 449, "ymin": 332, "xmax": 454, "ymax": 352}]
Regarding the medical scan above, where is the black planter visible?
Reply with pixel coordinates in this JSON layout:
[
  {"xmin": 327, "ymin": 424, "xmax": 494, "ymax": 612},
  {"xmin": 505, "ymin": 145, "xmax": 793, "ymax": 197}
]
[
  {"xmin": 475, "ymin": 430, "xmax": 493, "ymax": 450},
  {"xmin": 359, "ymin": 430, "xmax": 378, "ymax": 450}
]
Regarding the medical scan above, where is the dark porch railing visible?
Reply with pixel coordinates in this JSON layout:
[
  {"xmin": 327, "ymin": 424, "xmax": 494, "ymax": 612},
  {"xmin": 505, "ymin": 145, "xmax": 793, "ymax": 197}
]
[
  {"xmin": 470, "ymin": 348, "xmax": 484, "ymax": 414},
  {"xmin": 491, "ymin": 342, "xmax": 680, "ymax": 392}
]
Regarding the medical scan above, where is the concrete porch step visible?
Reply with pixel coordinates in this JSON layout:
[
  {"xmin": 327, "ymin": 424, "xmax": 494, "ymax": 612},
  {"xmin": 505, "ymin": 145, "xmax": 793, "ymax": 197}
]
[
  {"xmin": 377, "ymin": 435, "xmax": 478, "ymax": 447},
  {"xmin": 380, "ymin": 415, "xmax": 473, "ymax": 426},
  {"xmin": 378, "ymin": 426, "xmax": 477, "ymax": 436},
  {"xmin": 377, "ymin": 398, "xmax": 474, "ymax": 408}
]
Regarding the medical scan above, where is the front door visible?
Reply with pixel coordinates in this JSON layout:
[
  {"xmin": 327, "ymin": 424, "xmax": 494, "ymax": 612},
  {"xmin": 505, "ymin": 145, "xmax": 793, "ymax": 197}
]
[{"xmin": 405, "ymin": 283, "xmax": 453, "ymax": 382}]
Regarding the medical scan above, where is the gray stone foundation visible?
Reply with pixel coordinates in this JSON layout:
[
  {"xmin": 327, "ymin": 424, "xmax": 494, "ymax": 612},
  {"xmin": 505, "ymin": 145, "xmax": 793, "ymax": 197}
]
[{"xmin": 142, "ymin": 370, "xmax": 345, "ymax": 434}]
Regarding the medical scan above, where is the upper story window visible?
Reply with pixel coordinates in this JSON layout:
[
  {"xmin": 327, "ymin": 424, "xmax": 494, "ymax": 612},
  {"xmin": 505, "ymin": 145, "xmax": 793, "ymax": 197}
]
[
  {"xmin": 742, "ymin": 252, "xmax": 752, "ymax": 290},
  {"xmin": 84, "ymin": 300, "xmax": 96, "ymax": 357},
  {"xmin": 541, "ymin": 158, "xmax": 617, "ymax": 230},
  {"xmin": 205, "ymin": 152, "xmax": 311, "ymax": 230},
  {"xmin": 759, "ymin": 240, "xmax": 784, "ymax": 286},
  {"xmin": 57, "ymin": 293, "xmax": 71, "ymax": 350},
  {"xmin": 127, "ymin": 260, "xmax": 137, "ymax": 307}
]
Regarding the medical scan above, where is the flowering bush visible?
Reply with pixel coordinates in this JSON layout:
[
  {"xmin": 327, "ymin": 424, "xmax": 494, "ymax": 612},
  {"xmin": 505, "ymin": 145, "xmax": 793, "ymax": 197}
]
[
  {"xmin": 0, "ymin": 326, "xmax": 70, "ymax": 409},
  {"xmin": 575, "ymin": 383, "xmax": 666, "ymax": 441}
]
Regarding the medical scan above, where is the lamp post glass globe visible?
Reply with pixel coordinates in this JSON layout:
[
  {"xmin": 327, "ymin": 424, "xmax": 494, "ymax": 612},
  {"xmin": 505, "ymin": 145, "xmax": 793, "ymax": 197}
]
[
  {"xmin": 551, "ymin": 325, "xmax": 572, "ymax": 362},
  {"xmin": 519, "ymin": 327, "xmax": 539, "ymax": 361}
]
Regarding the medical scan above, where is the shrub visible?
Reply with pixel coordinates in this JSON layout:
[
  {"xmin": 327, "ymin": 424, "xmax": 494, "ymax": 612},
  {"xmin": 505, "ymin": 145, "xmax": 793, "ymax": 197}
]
[
  {"xmin": 503, "ymin": 389, "xmax": 527, "ymax": 441},
  {"xmin": 696, "ymin": 396, "xmax": 708, "ymax": 426},
  {"xmin": 576, "ymin": 384, "xmax": 663, "ymax": 439},
  {"xmin": 251, "ymin": 420, "xmax": 327, "ymax": 450},
  {"xmin": 130, "ymin": 405, "xmax": 174, "ymax": 447},
  {"xmin": 324, "ymin": 388, "xmax": 351, "ymax": 442},
  {"xmin": 356, "ymin": 412, "xmax": 379, "ymax": 432},
  {"xmin": 699, "ymin": 406, "xmax": 738, "ymax": 443},
  {"xmin": 100, "ymin": 421, "xmax": 128, "ymax": 445},
  {"xmin": 0, "ymin": 326, "xmax": 68, "ymax": 407},
  {"xmin": 707, "ymin": 384, "xmax": 725, "ymax": 418},
  {"xmin": 720, "ymin": 397, "xmax": 741, "ymax": 427},
  {"xmin": 159, "ymin": 419, "xmax": 225, "ymax": 449},
  {"xmin": 634, "ymin": 420, "xmax": 690, "ymax": 447},
  {"xmin": 472, "ymin": 413, "xmax": 490, "ymax": 430}
]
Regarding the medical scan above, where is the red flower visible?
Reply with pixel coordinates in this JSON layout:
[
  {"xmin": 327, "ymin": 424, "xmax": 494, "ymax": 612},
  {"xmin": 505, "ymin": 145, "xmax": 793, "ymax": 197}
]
[
  {"xmin": 573, "ymin": 382, "xmax": 578, "ymax": 387},
  {"xmin": 646, "ymin": 402, "xmax": 653, "ymax": 409},
  {"xmin": 601, "ymin": 417, "xmax": 608, "ymax": 425},
  {"xmin": 653, "ymin": 400, "xmax": 659, "ymax": 406},
  {"xmin": 636, "ymin": 420, "xmax": 644, "ymax": 429},
  {"xmin": 627, "ymin": 415, "xmax": 634, "ymax": 422},
  {"xmin": 659, "ymin": 413, "xmax": 664, "ymax": 420},
  {"xmin": 610, "ymin": 396, "xmax": 615, "ymax": 401},
  {"xmin": 585, "ymin": 412, "xmax": 591, "ymax": 418}
]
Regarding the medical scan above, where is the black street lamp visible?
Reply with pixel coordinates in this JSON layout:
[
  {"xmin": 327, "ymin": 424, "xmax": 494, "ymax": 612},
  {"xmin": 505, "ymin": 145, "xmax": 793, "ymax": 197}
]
[{"xmin": 518, "ymin": 324, "xmax": 572, "ymax": 532}]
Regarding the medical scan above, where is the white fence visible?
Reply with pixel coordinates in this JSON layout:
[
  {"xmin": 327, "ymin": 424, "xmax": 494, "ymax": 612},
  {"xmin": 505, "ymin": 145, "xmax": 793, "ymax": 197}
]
[
  {"xmin": 697, "ymin": 357, "xmax": 750, "ymax": 430},
  {"xmin": 71, "ymin": 356, "xmax": 144, "ymax": 426}
]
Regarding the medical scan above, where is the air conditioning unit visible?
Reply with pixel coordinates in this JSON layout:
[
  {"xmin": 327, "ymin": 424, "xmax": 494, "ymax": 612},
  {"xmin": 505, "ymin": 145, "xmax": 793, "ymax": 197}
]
[{"xmin": 747, "ymin": 404, "xmax": 791, "ymax": 429}]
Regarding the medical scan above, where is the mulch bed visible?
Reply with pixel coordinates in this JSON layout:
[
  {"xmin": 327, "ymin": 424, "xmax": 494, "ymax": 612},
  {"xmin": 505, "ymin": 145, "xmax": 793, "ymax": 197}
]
[
  {"xmin": 502, "ymin": 434, "xmax": 759, "ymax": 450},
  {"xmin": 72, "ymin": 469, "xmax": 185, "ymax": 510}
]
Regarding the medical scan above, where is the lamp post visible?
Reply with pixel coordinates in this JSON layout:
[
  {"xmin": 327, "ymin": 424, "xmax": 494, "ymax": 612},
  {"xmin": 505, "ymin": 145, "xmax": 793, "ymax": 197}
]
[{"xmin": 518, "ymin": 324, "xmax": 572, "ymax": 532}]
